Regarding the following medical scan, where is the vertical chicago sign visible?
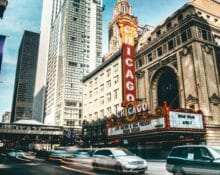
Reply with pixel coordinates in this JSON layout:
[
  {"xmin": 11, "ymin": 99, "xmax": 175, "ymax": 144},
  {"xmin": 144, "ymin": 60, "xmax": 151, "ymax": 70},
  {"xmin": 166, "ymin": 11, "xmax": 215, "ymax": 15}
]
[{"xmin": 118, "ymin": 16, "xmax": 138, "ymax": 111}]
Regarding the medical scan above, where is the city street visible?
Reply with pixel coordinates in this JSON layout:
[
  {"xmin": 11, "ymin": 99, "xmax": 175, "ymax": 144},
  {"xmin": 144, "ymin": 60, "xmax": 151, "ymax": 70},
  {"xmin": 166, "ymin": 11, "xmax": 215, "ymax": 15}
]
[{"xmin": 0, "ymin": 156, "xmax": 171, "ymax": 175}]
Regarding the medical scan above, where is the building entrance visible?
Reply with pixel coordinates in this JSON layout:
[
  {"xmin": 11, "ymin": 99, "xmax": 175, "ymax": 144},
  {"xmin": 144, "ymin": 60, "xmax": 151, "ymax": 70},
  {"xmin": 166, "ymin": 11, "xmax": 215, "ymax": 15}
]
[{"xmin": 157, "ymin": 67, "xmax": 179, "ymax": 109}]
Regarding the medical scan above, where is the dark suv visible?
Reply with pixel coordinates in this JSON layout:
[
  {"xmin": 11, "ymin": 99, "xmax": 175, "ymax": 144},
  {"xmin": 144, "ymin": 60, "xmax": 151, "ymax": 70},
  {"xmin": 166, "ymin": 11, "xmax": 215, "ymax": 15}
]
[{"xmin": 166, "ymin": 145, "xmax": 220, "ymax": 175}]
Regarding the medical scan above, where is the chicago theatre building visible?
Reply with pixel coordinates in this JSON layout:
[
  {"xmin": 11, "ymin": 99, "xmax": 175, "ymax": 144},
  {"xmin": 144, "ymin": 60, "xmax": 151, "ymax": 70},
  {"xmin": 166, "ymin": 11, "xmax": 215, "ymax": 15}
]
[{"xmin": 82, "ymin": 0, "xmax": 220, "ymax": 158}]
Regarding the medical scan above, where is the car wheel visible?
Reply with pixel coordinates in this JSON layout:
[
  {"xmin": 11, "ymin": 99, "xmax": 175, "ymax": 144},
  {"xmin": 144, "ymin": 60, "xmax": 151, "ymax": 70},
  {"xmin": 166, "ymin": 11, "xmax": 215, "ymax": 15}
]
[
  {"xmin": 173, "ymin": 171, "xmax": 184, "ymax": 175},
  {"xmin": 115, "ymin": 163, "xmax": 123, "ymax": 174},
  {"xmin": 92, "ymin": 161, "xmax": 98, "ymax": 171},
  {"xmin": 138, "ymin": 170, "xmax": 145, "ymax": 175}
]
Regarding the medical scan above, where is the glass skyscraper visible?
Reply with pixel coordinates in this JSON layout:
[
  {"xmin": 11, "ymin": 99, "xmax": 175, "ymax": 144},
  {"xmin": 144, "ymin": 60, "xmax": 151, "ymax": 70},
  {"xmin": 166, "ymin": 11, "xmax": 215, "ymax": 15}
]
[{"xmin": 11, "ymin": 31, "xmax": 40, "ymax": 122}]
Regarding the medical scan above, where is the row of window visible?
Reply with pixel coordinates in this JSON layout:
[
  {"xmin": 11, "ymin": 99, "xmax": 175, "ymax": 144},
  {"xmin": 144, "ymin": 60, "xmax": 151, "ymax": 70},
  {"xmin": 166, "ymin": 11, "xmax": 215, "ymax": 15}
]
[
  {"xmin": 86, "ymin": 89, "xmax": 119, "ymax": 108},
  {"xmin": 85, "ymin": 78, "xmax": 119, "ymax": 99},
  {"xmin": 85, "ymin": 63, "xmax": 119, "ymax": 88},
  {"xmin": 137, "ymin": 27, "xmax": 215, "ymax": 68},
  {"xmin": 84, "ymin": 104, "xmax": 120, "ymax": 120}
]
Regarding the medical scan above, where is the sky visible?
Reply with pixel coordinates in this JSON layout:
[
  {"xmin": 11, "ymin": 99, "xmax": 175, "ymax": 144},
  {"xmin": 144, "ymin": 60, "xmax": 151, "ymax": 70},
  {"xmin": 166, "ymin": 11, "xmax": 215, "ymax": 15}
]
[{"xmin": 0, "ymin": 0, "xmax": 187, "ymax": 120}]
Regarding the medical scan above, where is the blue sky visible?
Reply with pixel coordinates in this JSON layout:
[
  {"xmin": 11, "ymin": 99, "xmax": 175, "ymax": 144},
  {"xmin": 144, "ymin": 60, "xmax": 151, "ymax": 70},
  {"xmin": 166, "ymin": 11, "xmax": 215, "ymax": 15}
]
[{"xmin": 0, "ymin": 0, "xmax": 187, "ymax": 120}]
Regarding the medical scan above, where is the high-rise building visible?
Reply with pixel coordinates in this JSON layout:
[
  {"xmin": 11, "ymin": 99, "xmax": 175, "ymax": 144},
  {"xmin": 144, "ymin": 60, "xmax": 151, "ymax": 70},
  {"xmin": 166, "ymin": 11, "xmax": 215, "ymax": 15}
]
[
  {"xmin": 33, "ymin": 0, "xmax": 53, "ymax": 123},
  {"xmin": 1, "ymin": 111, "xmax": 10, "ymax": 123},
  {"xmin": 44, "ymin": 0, "xmax": 103, "ymax": 128},
  {"xmin": 0, "ymin": 34, "xmax": 6, "ymax": 73},
  {"xmin": 0, "ymin": 0, "xmax": 8, "ymax": 19},
  {"xmin": 11, "ymin": 31, "xmax": 40, "ymax": 122}
]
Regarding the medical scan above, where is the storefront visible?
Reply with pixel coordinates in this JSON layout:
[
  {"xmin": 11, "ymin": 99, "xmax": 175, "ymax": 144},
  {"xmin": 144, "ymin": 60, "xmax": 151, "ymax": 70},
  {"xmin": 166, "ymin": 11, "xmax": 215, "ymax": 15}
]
[{"xmin": 82, "ymin": 106, "xmax": 205, "ymax": 158}]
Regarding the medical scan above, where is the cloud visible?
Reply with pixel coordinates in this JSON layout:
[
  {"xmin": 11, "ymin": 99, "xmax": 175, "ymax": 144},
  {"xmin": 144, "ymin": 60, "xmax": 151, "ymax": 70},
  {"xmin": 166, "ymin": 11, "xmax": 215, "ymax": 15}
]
[
  {"xmin": 0, "ymin": 0, "xmax": 43, "ymax": 119},
  {"xmin": 2, "ymin": 54, "xmax": 16, "ymax": 65}
]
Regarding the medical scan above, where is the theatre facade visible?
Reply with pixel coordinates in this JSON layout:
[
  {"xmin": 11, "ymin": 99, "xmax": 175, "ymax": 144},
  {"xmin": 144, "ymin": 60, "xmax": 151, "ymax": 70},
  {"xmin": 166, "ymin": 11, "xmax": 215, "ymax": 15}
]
[{"xmin": 82, "ymin": 0, "xmax": 220, "ymax": 158}]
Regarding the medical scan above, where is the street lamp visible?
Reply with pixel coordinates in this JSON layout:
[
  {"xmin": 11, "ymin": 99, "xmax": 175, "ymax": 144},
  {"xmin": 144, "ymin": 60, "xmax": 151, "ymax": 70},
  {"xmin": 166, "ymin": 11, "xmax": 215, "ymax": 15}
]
[{"xmin": 0, "ymin": 0, "xmax": 8, "ymax": 19}]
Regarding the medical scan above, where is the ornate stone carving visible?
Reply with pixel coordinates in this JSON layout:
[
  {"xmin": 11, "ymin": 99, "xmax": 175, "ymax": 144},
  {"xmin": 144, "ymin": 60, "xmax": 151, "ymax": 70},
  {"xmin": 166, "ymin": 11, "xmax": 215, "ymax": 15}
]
[
  {"xmin": 136, "ymin": 70, "xmax": 145, "ymax": 79},
  {"xmin": 203, "ymin": 45, "xmax": 213, "ymax": 54},
  {"xmin": 180, "ymin": 46, "xmax": 192, "ymax": 57},
  {"xmin": 209, "ymin": 93, "xmax": 220, "ymax": 104},
  {"xmin": 186, "ymin": 94, "xmax": 199, "ymax": 104}
]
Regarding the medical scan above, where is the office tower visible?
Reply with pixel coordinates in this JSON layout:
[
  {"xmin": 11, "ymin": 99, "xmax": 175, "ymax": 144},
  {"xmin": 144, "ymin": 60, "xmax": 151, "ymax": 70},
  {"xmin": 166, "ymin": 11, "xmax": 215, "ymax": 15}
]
[
  {"xmin": 33, "ymin": 0, "xmax": 53, "ymax": 123},
  {"xmin": 0, "ymin": 35, "xmax": 6, "ymax": 73},
  {"xmin": 44, "ymin": 0, "xmax": 103, "ymax": 128},
  {"xmin": 0, "ymin": 0, "xmax": 8, "ymax": 19},
  {"xmin": 11, "ymin": 31, "xmax": 40, "ymax": 122}
]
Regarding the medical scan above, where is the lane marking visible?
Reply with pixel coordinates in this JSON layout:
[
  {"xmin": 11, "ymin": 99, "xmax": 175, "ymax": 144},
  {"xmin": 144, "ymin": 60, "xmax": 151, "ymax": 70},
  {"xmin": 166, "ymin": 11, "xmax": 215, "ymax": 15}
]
[{"xmin": 61, "ymin": 165, "xmax": 97, "ymax": 175}]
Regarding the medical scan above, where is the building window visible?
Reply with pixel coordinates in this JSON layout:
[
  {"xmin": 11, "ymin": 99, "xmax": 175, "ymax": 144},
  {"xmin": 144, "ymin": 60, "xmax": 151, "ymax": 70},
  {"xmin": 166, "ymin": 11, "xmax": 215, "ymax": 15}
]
[
  {"xmin": 178, "ymin": 14, "xmax": 183, "ymax": 22},
  {"xmin": 114, "ymin": 89, "xmax": 119, "ymax": 99},
  {"xmin": 156, "ymin": 30, "xmax": 161, "ymax": 37},
  {"xmin": 66, "ymin": 120, "xmax": 75, "ymax": 126},
  {"xmin": 106, "ymin": 69, "xmax": 111, "ymax": 77},
  {"xmin": 166, "ymin": 22, "xmax": 172, "ymax": 30},
  {"xmin": 89, "ymin": 91, "xmax": 92, "ymax": 98},
  {"xmin": 147, "ymin": 53, "xmax": 152, "ymax": 62},
  {"xmin": 113, "ymin": 64, "xmax": 118, "ymax": 73},
  {"xmin": 168, "ymin": 39, "xmax": 174, "ymax": 50},
  {"xmin": 176, "ymin": 35, "xmax": 181, "ymax": 45},
  {"xmin": 100, "ymin": 84, "xmax": 104, "ymax": 92},
  {"xmin": 202, "ymin": 29, "xmax": 208, "ymax": 40},
  {"xmin": 201, "ymin": 29, "xmax": 212, "ymax": 41},
  {"xmin": 197, "ymin": 11, "xmax": 202, "ymax": 15},
  {"xmin": 100, "ymin": 110, "xmax": 104, "ymax": 118},
  {"xmin": 100, "ymin": 73, "xmax": 104, "ymax": 81},
  {"xmin": 157, "ymin": 47, "xmax": 163, "ymax": 57},
  {"xmin": 94, "ymin": 88, "xmax": 98, "ymax": 95},
  {"xmin": 107, "ymin": 93, "xmax": 111, "ymax": 103},
  {"xmin": 89, "ymin": 114, "xmax": 92, "ymax": 120},
  {"xmin": 114, "ymin": 104, "xmax": 119, "ymax": 114},
  {"xmin": 100, "ymin": 96, "xmax": 104, "ymax": 105},
  {"xmin": 181, "ymin": 30, "xmax": 187, "ymax": 43},
  {"xmin": 69, "ymin": 61, "xmax": 77, "ymax": 66},
  {"xmin": 94, "ymin": 112, "xmax": 98, "ymax": 119},
  {"xmin": 107, "ymin": 107, "xmax": 111, "ymax": 115},
  {"xmin": 107, "ymin": 80, "xmax": 111, "ymax": 88},
  {"xmin": 138, "ymin": 58, "xmax": 143, "ymax": 67},
  {"xmin": 114, "ymin": 75, "xmax": 119, "ymax": 84},
  {"xmin": 121, "ymin": 4, "xmax": 126, "ymax": 13},
  {"xmin": 163, "ymin": 43, "xmax": 167, "ymax": 53},
  {"xmin": 187, "ymin": 28, "xmax": 192, "ymax": 39},
  {"xmin": 94, "ymin": 78, "xmax": 98, "ymax": 86}
]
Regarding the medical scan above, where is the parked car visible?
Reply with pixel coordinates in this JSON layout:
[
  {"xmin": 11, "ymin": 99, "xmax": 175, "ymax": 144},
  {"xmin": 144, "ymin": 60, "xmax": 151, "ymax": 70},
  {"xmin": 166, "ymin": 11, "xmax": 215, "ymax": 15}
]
[
  {"xmin": 166, "ymin": 145, "xmax": 220, "ymax": 175},
  {"xmin": 48, "ymin": 150, "xmax": 72, "ymax": 162},
  {"xmin": 92, "ymin": 147, "xmax": 148, "ymax": 174},
  {"xmin": 61, "ymin": 148, "xmax": 95, "ymax": 171},
  {"xmin": 7, "ymin": 150, "xmax": 36, "ymax": 160},
  {"xmin": 72, "ymin": 148, "xmax": 95, "ymax": 158}
]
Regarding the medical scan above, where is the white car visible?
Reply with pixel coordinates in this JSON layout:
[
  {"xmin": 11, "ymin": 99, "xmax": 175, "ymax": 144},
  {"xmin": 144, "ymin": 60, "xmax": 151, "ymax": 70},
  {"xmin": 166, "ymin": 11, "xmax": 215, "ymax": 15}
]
[{"xmin": 92, "ymin": 148, "xmax": 148, "ymax": 174}]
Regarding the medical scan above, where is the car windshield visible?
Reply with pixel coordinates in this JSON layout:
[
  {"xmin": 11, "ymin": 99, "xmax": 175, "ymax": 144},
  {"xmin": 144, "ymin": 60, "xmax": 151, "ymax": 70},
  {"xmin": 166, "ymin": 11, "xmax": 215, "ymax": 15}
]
[
  {"xmin": 74, "ymin": 150, "xmax": 93, "ymax": 155},
  {"xmin": 112, "ymin": 149, "xmax": 135, "ymax": 157},
  {"xmin": 208, "ymin": 147, "xmax": 220, "ymax": 159},
  {"xmin": 51, "ymin": 150, "xmax": 68, "ymax": 155}
]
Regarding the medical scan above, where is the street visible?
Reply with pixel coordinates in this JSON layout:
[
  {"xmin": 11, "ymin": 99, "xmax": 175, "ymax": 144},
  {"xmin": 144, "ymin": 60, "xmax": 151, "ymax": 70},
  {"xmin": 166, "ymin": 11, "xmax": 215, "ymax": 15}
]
[{"xmin": 0, "ymin": 156, "xmax": 171, "ymax": 175}]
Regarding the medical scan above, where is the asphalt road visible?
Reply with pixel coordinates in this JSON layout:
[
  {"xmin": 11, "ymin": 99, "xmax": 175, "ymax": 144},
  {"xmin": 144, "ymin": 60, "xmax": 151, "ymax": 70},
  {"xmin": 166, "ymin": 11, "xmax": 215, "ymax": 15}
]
[{"xmin": 0, "ymin": 156, "xmax": 171, "ymax": 175}]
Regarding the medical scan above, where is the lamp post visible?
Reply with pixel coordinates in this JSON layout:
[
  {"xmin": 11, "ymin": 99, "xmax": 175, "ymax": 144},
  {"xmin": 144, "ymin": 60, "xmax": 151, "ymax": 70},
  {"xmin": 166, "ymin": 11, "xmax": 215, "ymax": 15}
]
[{"xmin": 0, "ymin": 0, "xmax": 8, "ymax": 19}]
